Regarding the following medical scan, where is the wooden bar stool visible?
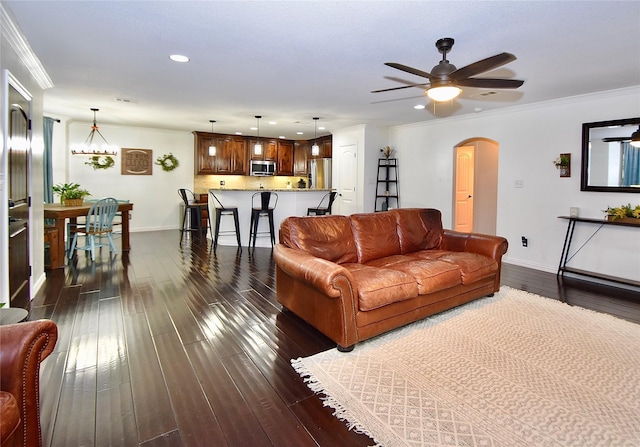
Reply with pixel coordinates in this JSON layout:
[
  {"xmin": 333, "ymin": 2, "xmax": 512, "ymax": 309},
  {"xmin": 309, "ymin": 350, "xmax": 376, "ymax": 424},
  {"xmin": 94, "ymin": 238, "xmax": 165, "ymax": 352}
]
[
  {"xmin": 209, "ymin": 191, "xmax": 242, "ymax": 250},
  {"xmin": 249, "ymin": 191, "xmax": 278, "ymax": 249}
]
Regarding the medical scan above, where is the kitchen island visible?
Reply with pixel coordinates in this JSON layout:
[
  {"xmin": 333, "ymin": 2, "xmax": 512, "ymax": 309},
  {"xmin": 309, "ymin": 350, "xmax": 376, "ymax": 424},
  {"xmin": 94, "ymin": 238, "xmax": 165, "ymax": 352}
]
[{"xmin": 206, "ymin": 188, "xmax": 332, "ymax": 247}]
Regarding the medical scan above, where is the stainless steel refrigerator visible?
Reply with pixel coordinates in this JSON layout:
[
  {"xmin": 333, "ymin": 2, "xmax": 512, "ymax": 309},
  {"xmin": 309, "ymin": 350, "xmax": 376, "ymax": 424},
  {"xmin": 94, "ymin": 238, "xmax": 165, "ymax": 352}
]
[{"xmin": 309, "ymin": 158, "xmax": 332, "ymax": 189}]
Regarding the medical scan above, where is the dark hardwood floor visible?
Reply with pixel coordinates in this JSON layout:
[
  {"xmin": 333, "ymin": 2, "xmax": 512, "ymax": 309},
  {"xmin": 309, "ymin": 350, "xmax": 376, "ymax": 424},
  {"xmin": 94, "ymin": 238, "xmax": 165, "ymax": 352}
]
[{"xmin": 30, "ymin": 230, "xmax": 640, "ymax": 447}]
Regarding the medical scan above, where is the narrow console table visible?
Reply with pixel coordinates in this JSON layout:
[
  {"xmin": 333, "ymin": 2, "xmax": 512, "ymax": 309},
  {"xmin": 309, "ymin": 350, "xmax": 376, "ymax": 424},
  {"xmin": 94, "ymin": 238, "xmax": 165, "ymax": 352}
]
[{"xmin": 557, "ymin": 216, "xmax": 640, "ymax": 287}]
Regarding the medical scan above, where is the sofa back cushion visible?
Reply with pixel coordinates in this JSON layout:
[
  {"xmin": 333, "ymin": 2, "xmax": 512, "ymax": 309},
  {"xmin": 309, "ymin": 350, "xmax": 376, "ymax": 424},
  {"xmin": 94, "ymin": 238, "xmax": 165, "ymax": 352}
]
[
  {"xmin": 349, "ymin": 212, "xmax": 401, "ymax": 263},
  {"xmin": 279, "ymin": 215, "xmax": 358, "ymax": 264},
  {"xmin": 393, "ymin": 208, "xmax": 443, "ymax": 253}
]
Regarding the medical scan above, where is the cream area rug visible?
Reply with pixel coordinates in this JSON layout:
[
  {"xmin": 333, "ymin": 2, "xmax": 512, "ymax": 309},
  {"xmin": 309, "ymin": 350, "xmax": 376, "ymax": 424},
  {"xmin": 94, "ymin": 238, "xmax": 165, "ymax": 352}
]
[{"xmin": 292, "ymin": 286, "xmax": 640, "ymax": 447}]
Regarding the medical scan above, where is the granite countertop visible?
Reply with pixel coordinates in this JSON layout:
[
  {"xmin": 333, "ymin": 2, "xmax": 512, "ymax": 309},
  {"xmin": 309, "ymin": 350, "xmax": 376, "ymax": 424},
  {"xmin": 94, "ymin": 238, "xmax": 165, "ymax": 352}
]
[{"xmin": 206, "ymin": 188, "xmax": 332, "ymax": 192}]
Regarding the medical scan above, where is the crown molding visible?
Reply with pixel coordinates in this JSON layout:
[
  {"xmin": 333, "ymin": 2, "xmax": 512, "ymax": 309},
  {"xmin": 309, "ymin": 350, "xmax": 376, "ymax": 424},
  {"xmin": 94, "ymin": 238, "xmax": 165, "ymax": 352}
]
[{"xmin": 1, "ymin": 3, "xmax": 53, "ymax": 89}]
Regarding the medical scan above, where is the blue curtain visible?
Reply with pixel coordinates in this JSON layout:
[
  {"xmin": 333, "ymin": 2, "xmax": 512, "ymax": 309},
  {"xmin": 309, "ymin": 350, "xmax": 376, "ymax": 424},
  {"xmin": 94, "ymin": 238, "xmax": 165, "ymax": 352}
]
[
  {"xmin": 43, "ymin": 117, "xmax": 55, "ymax": 203},
  {"xmin": 622, "ymin": 142, "xmax": 640, "ymax": 187}
]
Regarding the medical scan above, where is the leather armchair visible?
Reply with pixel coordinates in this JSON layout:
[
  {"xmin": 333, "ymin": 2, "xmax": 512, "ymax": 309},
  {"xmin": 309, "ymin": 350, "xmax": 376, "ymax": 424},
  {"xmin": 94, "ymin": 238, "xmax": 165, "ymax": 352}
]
[{"xmin": 0, "ymin": 320, "xmax": 58, "ymax": 447}]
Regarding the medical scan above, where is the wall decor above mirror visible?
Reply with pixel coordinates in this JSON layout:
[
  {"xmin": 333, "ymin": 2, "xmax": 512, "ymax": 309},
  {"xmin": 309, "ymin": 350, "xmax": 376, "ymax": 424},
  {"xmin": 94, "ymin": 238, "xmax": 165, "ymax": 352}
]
[{"xmin": 581, "ymin": 117, "xmax": 640, "ymax": 193}]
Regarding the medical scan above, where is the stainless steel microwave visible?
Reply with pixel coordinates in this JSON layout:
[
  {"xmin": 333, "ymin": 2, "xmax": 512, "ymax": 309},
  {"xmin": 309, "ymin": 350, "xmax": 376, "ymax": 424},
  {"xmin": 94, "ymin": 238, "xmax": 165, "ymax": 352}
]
[{"xmin": 250, "ymin": 160, "xmax": 276, "ymax": 176}]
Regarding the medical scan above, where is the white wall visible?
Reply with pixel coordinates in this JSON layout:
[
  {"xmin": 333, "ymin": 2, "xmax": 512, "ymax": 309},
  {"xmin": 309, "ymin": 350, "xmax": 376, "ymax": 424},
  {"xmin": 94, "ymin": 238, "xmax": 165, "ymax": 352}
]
[
  {"xmin": 389, "ymin": 87, "xmax": 640, "ymax": 281},
  {"xmin": 56, "ymin": 122, "xmax": 195, "ymax": 231}
]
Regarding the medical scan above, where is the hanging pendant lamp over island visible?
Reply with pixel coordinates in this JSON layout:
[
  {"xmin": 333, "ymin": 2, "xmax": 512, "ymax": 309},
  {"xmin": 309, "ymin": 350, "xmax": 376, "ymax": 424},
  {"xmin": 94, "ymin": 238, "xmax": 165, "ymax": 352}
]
[
  {"xmin": 254, "ymin": 115, "xmax": 262, "ymax": 156},
  {"xmin": 70, "ymin": 108, "xmax": 119, "ymax": 155},
  {"xmin": 311, "ymin": 117, "xmax": 320, "ymax": 156},
  {"xmin": 208, "ymin": 120, "xmax": 217, "ymax": 156}
]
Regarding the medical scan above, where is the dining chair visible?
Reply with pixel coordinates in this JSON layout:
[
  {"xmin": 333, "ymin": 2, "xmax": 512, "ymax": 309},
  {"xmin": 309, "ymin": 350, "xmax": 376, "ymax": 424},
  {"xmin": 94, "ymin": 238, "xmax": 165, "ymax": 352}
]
[
  {"xmin": 307, "ymin": 191, "xmax": 337, "ymax": 215},
  {"xmin": 67, "ymin": 197, "xmax": 119, "ymax": 261}
]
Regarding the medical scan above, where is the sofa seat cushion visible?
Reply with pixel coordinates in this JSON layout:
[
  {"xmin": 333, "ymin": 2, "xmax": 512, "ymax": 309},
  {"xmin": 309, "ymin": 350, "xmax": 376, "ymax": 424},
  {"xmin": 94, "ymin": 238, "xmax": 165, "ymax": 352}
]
[
  {"xmin": 365, "ymin": 255, "xmax": 462, "ymax": 294},
  {"xmin": 343, "ymin": 263, "xmax": 419, "ymax": 311},
  {"xmin": 409, "ymin": 250, "xmax": 498, "ymax": 284}
]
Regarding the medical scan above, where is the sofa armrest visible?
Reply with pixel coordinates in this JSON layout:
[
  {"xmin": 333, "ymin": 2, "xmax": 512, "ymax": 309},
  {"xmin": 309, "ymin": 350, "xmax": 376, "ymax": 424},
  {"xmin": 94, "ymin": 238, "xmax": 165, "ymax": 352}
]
[
  {"xmin": 274, "ymin": 244, "xmax": 354, "ymax": 298},
  {"xmin": 0, "ymin": 319, "xmax": 58, "ymax": 447},
  {"xmin": 441, "ymin": 229, "xmax": 509, "ymax": 261}
]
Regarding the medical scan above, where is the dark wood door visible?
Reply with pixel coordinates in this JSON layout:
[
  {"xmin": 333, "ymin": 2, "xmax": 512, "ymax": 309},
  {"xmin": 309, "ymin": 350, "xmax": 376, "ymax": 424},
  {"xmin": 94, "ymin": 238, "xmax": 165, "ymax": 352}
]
[{"xmin": 8, "ymin": 83, "xmax": 30, "ymax": 309}]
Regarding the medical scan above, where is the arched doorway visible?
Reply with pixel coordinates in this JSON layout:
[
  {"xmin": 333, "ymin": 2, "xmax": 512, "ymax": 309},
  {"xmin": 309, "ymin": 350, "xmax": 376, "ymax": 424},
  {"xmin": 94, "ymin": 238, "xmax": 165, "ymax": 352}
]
[{"xmin": 453, "ymin": 138, "xmax": 499, "ymax": 235}]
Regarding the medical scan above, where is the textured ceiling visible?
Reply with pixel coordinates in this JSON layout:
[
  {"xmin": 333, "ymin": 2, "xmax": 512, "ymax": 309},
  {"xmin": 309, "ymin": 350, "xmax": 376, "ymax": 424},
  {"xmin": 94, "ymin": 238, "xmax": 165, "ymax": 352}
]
[{"xmin": 4, "ymin": 1, "xmax": 640, "ymax": 139}]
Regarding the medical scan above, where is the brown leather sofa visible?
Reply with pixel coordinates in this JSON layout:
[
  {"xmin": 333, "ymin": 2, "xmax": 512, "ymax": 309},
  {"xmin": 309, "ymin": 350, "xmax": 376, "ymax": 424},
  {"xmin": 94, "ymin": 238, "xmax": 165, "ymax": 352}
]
[
  {"xmin": 274, "ymin": 208, "xmax": 508, "ymax": 351},
  {"xmin": 0, "ymin": 320, "xmax": 58, "ymax": 447}
]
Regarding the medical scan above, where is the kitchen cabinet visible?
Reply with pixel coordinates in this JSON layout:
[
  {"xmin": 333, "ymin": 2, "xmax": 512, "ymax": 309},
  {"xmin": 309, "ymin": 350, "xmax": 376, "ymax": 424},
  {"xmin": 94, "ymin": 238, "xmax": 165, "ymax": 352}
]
[
  {"xmin": 310, "ymin": 135, "xmax": 332, "ymax": 159},
  {"xmin": 194, "ymin": 132, "xmax": 217, "ymax": 174},
  {"xmin": 294, "ymin": 141, "xmax": 309, "ymax": 175},
  {"xmin": 277, "ymin": 140, "xmax": 295, "ymax": 176},
  {"xmin": 321, "ymin": 136, "xmax": 332, "ymax": 158},
  {"xmin": 249, "ymin": 138, "xmax": 277, "ymax": 161},
  {"xmin": 194, "ymin": 132, "xmax": 248, "ymax": 175}
]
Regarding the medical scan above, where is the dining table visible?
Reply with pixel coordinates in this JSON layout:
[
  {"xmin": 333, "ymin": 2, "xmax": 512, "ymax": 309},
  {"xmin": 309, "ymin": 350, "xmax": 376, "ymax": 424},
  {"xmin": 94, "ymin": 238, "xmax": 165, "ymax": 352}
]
[{"xmin": 44, "ymin": 202, "xmax": 134, "ymax": 269}]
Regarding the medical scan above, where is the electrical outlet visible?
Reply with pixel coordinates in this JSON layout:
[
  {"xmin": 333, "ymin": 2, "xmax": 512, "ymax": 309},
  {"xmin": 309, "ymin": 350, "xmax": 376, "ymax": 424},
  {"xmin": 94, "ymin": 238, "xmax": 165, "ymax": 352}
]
[{"xmin": 521, "ymin": 236, "xmax": 528, "ymax": 247}]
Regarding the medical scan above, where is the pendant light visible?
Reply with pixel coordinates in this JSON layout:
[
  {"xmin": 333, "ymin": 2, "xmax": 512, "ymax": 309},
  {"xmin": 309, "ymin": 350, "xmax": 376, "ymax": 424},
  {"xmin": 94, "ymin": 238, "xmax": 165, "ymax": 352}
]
[
  {"xmin": 208, "ymin": 120, "xmax": 217, "ymax": 156},
  {"xmin": 311, "ymin": 117, "xmax": 320, "ymax": 156},
  {"xmin": 631, "ymin": 125, "xmax": 640, "ymax": 148},
  {"xmin": 70, "ymin": 108, "xmax": 119, "ymax": 155},
  {"xmin": 254, "ymin": 115, "xmax": 262, "ymax": 155}
]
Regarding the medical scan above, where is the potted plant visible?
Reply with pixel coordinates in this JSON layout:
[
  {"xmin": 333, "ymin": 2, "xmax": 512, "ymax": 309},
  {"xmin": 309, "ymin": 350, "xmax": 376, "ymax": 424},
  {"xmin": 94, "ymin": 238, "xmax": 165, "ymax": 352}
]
[
  {"xmin": 604, "ymin": 203, "xmax": 640, "ymax": 222},
  {"xmin": 52, "ymin": 182, "xmax": 91, "ymax": 206}
]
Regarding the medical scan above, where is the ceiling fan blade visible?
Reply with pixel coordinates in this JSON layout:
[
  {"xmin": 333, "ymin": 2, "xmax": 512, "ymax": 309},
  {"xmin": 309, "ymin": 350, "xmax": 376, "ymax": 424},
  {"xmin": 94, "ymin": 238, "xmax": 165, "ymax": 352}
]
[
  {"xmin": 371, "ymin": 83, "xmax": 429, "ymax": 93},
  {"xmin": 456, "ymin": 78, "xmax": 524, "ymax": 89},
  {"xmin": 450, "ymin": 52, "xmax": 516, "ymax": 80},
  {"xmin": 602, "ymin": 137, "xmax": 630, "ymax": 142},
  {"xmin": 385, "ymin": 62, "xmax": 436, "ymax": 80}
]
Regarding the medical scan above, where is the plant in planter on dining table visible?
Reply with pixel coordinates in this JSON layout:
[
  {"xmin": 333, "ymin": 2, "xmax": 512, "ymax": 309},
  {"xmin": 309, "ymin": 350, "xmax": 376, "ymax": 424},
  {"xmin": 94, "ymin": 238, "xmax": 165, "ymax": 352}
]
[{"xmin": 52, "ymin": 182, "xmax": 91, "ymax": 205}]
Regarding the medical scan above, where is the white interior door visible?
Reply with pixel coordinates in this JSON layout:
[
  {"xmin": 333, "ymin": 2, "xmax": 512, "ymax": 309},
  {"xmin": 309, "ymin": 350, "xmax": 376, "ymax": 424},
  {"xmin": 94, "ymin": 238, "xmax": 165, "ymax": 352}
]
[
  {"xmin": 454, "ymin": 146, "xmax": 474, "ymax": 232},
  {"xmin": 337, "ymin": 143, "xmax": 357, "ymax": 216}
]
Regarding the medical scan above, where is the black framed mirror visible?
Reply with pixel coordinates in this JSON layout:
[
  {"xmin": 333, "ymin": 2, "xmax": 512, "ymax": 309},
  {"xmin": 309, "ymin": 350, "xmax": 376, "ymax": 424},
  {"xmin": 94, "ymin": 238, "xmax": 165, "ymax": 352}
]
[{"xmin": 581, "ymin": 117, "xmax": 640, "ymax": 192}]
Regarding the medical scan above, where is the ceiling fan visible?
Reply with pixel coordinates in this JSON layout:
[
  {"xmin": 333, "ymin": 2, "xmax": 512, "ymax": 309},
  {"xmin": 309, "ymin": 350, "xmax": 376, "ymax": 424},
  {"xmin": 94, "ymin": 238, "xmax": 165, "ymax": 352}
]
[{"xmin": 372, "ymin": 37, "xmax": 524, "ymax": 102}]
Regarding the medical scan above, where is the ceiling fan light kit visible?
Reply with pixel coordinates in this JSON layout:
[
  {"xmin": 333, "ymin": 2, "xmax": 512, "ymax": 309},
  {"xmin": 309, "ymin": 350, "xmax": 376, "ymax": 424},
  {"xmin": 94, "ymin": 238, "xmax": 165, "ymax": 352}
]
[
  {"xmin": 373, "ymin": 37, "xmax": 524, "ymax": 106},
  {"xmin": 427, "ymin": 85, "xmax": 461, "ymax": 102}
]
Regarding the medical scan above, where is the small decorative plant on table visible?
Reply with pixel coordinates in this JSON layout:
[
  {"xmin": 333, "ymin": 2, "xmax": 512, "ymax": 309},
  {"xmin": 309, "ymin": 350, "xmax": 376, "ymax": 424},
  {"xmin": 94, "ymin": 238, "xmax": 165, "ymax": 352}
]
[
  {"xmin": 604, "ymin": 203, "xmax": 640, "ymax": 223},
  {"xmin": 52, "ymin": 182, "xmax": 91, "ymax": 206}
]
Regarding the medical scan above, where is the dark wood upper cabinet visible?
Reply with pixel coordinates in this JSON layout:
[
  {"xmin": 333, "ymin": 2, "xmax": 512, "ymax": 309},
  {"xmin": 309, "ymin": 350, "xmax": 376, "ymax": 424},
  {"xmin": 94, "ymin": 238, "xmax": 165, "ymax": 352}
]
[
  {"xmin": 194, "ymin": 131, "xmax": 329, "ymax": 176},
  {"xmin": 277, "ymin": 140, "xmax": 295, "ymax": 176},
  {"xmin": 194, "ymin": 132, "xmax": 248, "ymax": 175},
  {"xmin": 294, "ymin": 141, "xmax": 309, "ymax": 175},
  {"xmin": 309, "ymin": 135, "xmax": 332, "ymax": 159},
  {"xmin": 249, "ymin": 138, "xmax": 277, "ymax": 161}
]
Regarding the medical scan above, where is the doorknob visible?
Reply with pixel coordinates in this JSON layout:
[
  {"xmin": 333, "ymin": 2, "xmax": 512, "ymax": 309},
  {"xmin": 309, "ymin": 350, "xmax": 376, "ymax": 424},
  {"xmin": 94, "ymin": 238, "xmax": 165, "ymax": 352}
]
[{"xmin": 468, "ymin": 195, "xmax": 472, "ymax": 198}]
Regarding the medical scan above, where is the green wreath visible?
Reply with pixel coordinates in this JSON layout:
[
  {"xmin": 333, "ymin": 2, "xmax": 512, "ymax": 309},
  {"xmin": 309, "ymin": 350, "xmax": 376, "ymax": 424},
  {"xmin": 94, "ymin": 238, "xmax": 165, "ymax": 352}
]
[
  {"xmin": 155, "ymin": 153, "xmax": 180, "ymax": 172},
  {"xmin": 85, "ymin": 155, "xmax": 115, "ymax": 170}
]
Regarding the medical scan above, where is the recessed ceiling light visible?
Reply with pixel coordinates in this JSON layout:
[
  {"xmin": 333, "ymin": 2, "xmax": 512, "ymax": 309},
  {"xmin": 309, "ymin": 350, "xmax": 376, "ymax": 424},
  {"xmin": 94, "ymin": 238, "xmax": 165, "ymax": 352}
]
[
  {"xmin": 296, "ymin": 132, "xmax": 304, "ymax": 135},
  {"xmin": 414, "ymin": 104, "xmax": 426, "ymax": 110},
  {"xmin": 279, "ymin": 135, "xmax": 286, "ymax": 139},
  {"xmin": 318, "ymin": 126, "xmax": 326, "ymax": 130},
  {"xmin": 235, "ymin": 132, "xmax": 243, "ymax": 135},
  {"xmin": 169, "ymin": 54, "xmax": 190, "ymax": 63},
  {"xmin": 269, "ymin": 121, "xmax": 277, "ymax": 125},
  {"xmin": 250, "ymin": 126, "xmax": 257, "ymax": 131}
]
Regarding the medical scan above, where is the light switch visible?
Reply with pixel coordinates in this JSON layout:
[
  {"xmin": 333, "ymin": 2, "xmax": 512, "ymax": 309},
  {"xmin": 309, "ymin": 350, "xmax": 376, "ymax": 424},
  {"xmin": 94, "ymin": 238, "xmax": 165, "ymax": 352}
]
[{"xmin": 514, "ymin": 179, "xmax": 524, "ymax": 188}]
